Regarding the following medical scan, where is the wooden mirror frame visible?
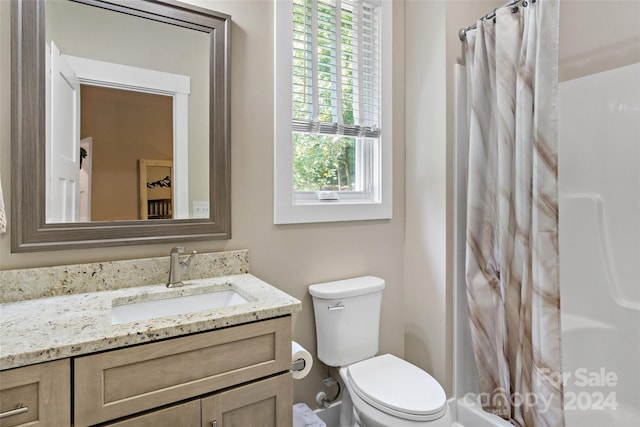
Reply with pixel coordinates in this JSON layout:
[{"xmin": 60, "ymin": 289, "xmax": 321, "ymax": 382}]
[{"xmin": 11, "ymin": 0, "xmax": 231, "ymax": 252}]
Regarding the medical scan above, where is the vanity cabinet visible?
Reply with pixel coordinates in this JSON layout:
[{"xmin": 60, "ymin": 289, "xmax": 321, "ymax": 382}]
[
  {"xmin": 74, "ymin": 316, "xmax": 292, "ymax": 427},
  {"xmin": 104, "ymin": 401, "xmax": 201, "ymax": 427},
  {"xmin": 0, "ymin": 359, "xmax": 70, "ymax": 426},
  {"xmin": 106, "ymin": 373, "xmax": 292, "ymax": 427},
  {"xmin": 201, "ymin": 372, "xmax": 292, "ymax": 427}
]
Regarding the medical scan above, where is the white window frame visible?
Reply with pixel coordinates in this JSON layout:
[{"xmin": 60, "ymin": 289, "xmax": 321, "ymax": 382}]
[{"xmin": 274, "ymin": 0, "xmax": 393, "ymax": 224}]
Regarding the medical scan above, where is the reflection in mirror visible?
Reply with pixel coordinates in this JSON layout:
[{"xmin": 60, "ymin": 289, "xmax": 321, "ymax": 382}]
[
  {"xmin": 81, "ymin": 87, "xmax": 174, "ymax": 221},
  {"xmin": 11, "ymin": 0, "xmax": 231, "ymax": 251},
  {"xmin": 45, "ymin": 0, "xmax": 210, "ymax": 222}
]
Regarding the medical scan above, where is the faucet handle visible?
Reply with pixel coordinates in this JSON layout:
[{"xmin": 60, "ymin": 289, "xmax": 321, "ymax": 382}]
[
  {"xmin": 170, "ymin": 246, "xmax": 185, "ymax": 255},
  {"xmin": 182, "ymin": 250, "xmax": 197, "ymax": 267}
]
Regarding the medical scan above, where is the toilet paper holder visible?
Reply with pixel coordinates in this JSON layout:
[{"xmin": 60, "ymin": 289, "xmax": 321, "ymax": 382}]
[
  {"xmin": 291, "ymin": 358, "xmax": 306, "ymax": 372},
  {"xmin": 291, "ymin": 341, "xmax": 313, "ymax": 379}
]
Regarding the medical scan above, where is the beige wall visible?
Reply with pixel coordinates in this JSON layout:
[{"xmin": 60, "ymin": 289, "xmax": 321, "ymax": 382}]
[
  {"xmin": 0, "ymin": 0, "xmax": 406, "ymax": 408},
  {"xmin": 404, "ymin": 0, "xmax": 448, "ymax": 392},
  {"xmin": 559, "ymin": 0, "xmax": 640, "ymax": 81},
  {"xmin": 403, "ymin": 0, "xmax": 503, "ymax": 396}
]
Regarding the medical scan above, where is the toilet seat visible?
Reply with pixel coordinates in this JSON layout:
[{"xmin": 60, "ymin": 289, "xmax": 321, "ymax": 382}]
[{"xmin": 346, "ymin": 354, "xmax": 447, "ymax": 422}]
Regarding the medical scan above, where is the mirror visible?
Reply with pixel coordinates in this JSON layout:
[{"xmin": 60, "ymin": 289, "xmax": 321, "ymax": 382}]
[
  {"xmin": 11, "ymin": 0, "xmax": 231, "ymax": 251},
  {"xmin": 45, "ymin": 0, "xmax": 210, "ymax": 222}
]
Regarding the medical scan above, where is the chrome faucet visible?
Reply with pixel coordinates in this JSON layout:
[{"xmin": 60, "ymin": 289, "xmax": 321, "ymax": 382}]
[{"xmin": 166, "ymin": 246, "xmax": 197, "ymax": 287}]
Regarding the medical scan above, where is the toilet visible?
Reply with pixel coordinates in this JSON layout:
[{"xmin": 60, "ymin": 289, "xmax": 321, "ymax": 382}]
[{"xmin": 309, "ymin": 276, "xmax": 452, "ymax": 427}]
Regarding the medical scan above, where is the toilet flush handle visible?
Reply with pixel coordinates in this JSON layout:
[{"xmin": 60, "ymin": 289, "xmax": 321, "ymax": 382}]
[{"xmin": 328, "ymin": 302, "xmax": 345, "ymax": 311}]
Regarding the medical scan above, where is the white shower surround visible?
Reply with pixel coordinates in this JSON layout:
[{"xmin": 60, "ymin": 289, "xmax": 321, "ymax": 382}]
[
  {"xmin": 558, "ymin": 62, "xmax": 640, "ymax": 427},
  {"xmin": 453, "ymin": 63, "xmax": 640, "ymax": 427}
]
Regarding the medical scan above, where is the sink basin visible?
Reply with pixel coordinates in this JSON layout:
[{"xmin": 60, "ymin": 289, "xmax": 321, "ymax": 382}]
[{"xmin": 111, "ymin": 289, "xmax": 249, "ymax": 325}]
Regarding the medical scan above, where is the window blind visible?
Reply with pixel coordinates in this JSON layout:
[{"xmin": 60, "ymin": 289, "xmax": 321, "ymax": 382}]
[{"xmin": 292, "ymin": 0, "xmax": 381, "ymax": 138}]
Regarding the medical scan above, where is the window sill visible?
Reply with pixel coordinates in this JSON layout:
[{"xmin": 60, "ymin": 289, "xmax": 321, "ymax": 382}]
[{"xmin": 274, "ymin": 200, "xmax": 391, "ymax": 224}]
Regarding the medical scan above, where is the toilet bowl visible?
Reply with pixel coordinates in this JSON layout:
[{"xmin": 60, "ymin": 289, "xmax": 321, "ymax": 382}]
[
  {"xmin": 339, "ymin": 354, "xmax": 453, "ymax": 427},
  {"xmin": 309, "ymin": 276, "xmax": 451, "ymax": 427}
]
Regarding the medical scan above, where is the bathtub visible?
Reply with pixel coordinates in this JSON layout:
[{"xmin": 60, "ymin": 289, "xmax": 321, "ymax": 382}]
[
  {"xmin": 454, "ymin": 396, "xmax": 514, "ymax": 427},
  {"xmin": 315, "ymin": 398, "xmax": 506, "ymax": 427}
]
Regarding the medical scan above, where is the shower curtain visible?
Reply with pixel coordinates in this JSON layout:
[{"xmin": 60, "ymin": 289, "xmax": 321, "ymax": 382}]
[{"xmin": 463, "ymin": 1, "xmax": 563, "ymax": 426}]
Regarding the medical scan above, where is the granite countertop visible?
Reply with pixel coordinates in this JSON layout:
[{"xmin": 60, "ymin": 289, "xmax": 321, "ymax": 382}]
[{"xmin": 0, "ymin": 274, "xmax": 301, "ymax": 371}]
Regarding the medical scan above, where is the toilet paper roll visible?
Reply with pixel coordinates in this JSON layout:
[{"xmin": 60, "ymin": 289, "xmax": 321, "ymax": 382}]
[{"xmin": 291, "ymin": 341, "xmax": 313, "ymax": 380}]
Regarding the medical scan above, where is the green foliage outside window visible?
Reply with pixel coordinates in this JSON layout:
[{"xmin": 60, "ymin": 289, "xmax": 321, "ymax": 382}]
[{"xmin": 293, "ymin": 133, "xmax": 356, "ymax": 191}]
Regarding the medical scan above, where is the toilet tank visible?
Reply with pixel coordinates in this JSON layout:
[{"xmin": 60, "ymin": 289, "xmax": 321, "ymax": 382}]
[{"xmin": 309, "ymin": 276, "xmax": 385, "ymax": 367}]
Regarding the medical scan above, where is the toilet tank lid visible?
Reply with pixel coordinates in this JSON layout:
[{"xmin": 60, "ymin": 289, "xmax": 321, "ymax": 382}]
[{"xmin": 309, "ymin": 276, "xmax": 385, "ymax": 299}]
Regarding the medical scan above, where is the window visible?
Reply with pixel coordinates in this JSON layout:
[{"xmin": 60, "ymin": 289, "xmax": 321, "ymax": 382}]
[{"xmin": 275, "ymin": 0, "xmax": 392, "ymax": 224}]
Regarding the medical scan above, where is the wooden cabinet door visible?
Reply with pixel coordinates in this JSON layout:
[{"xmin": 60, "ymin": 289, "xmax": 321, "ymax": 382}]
[
  {"xmin": 201, "ymin": 373, "xmax": 292, "ymax": 427},
  {"xmin": 104, "ymin": 401, "xmax": 200, "ymax": 427},
  {"xmin": 0, "ymin": 360, "xmax": 70, "ymax": 427},
  {"xmin": 75, "ymin": 317, "xmax": 291, "ymax": 426}
]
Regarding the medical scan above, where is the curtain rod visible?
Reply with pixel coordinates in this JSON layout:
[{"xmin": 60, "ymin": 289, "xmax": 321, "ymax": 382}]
[{"xmin": 458, "ymin": 0, "xmax": 523, "ymax": 41}]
